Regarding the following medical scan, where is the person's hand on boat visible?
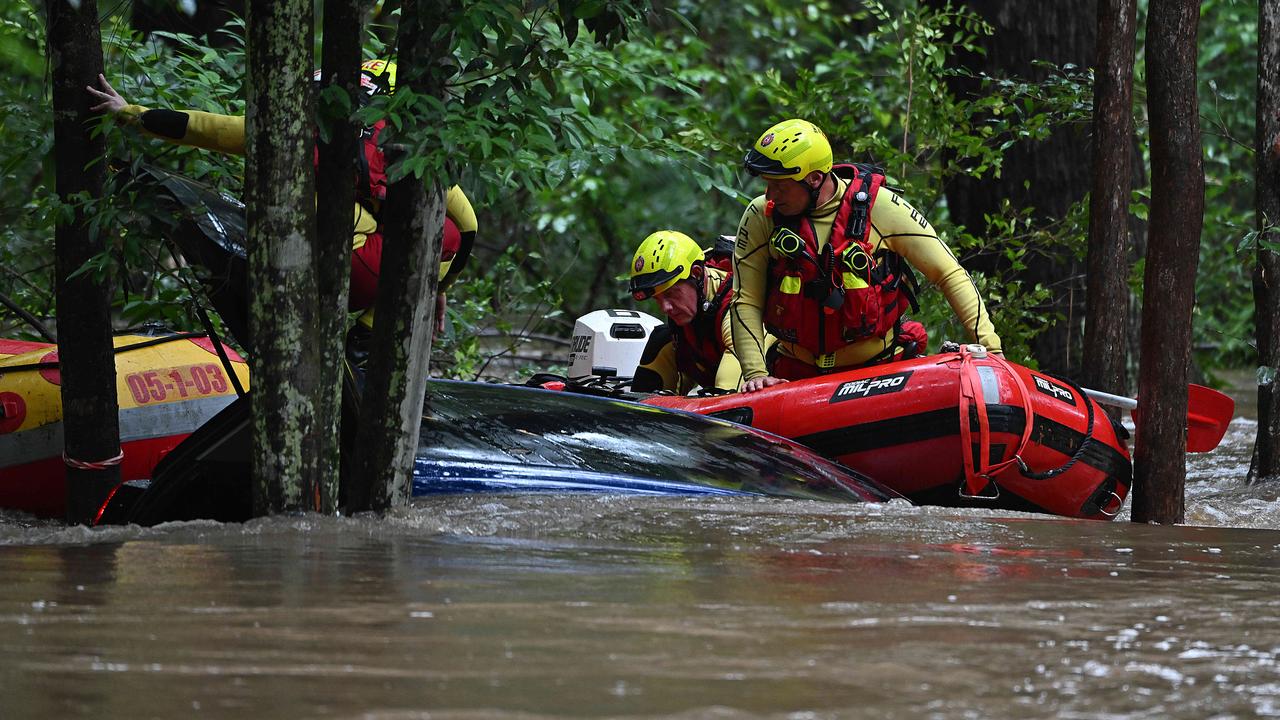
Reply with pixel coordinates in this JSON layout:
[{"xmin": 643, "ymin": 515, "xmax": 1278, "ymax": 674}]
[
  {"xmin": 742, "ymin": 375, "xmax": 788, "ymax": 393},
  {"xmin": 86, "ymin": 74, "xmax": 127, "ymax": 114}
]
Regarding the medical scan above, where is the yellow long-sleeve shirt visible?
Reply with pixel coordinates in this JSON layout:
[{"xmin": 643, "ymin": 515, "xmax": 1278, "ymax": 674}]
[
  {"xmin": 119, "ymin": 104, "xmax": 477, "ymax": 288},
  {"xmin": 730, "ymin": 176, "xmax": 1001, "ymax": 380}
]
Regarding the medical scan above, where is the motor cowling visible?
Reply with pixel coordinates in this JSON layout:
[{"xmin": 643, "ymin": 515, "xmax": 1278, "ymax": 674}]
[{"xmin": 567, "ymin": 310, "xmax": 663, "ymax": 381}]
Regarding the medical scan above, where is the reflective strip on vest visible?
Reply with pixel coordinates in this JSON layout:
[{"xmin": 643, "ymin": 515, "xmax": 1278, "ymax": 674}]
[
  {"xmin": 780, "ymin": 276, "xmax": 803, "ymax": 295},
  {"xmin": 843, "ymin": 272, "xmax": 868, "ymax": 290}
]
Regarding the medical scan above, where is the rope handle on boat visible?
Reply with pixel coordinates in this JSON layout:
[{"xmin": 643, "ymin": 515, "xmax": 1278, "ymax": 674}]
[
  {"xmin": 62, "ymin": 449, "xmax": 124, "ymax": 471},
  {"xmin": 1015, "ymin": 371, "xmax": 1097, "ymax": 481},
  {"xmin": 953, "ymin": 349, "xmax": 1102, "ymax": 489}
]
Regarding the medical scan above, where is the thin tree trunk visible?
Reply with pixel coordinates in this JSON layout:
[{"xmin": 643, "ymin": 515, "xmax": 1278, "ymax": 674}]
[
  {"xmin": 1081, "ymin": 0, "xmax": 1137, "ymax": 399},
  {"xmin": 314, "ymin": 0, "xmax": 365, "ymax": 513},
  {"xmin": 245, "ymin": 0, "xmax": 320, "ymax": 514},
  {"xmin": 47, "ymin": 0, "xmax": 120, "ymax": 525},
  {"xmin": 1132, "ymin": 0, "xmax": 1203, "ymax": 524},
  {"xmin": 1127, "ymin": 149, "xmax": 1149, "ymax": 388},
  {"xmin": 348, "ymin": 183, "xmax": 444, "ymax": 510},
  {"xmin": 1252, "ymin": 0, "xmax": 1280, "ymax": 482},
  {"xmin": 348, "ymin": 0, "xmax": 453, "ymax": 511}
]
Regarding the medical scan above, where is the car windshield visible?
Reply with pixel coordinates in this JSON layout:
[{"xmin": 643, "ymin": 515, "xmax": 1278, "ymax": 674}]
[{"xmin": 417, "ymin": 381, "xmax": 898, "ymax": 503}]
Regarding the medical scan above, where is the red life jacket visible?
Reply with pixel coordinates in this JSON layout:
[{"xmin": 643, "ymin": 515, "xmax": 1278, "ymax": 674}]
[
  {"xmin": 355, "ymin": 119, "xmax": 389, "ymax": 207},
  {"xmin": 672, "ymin": 269, "xmax": 734, "ymax": 390},
  {"xmin": 765, "ymin": 163, "xmax": 917, "ymax": 358},
  {"xmin": 314, "ymin": 119, "xmax": 389, "ymax": 215}
]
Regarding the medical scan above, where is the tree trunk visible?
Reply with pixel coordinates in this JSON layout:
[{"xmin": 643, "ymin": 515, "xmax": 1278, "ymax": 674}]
[
  {"xmin": 348, "ymin": 0, "xmax": 453, "ymax": 511},
  {"xmin": 46, "ymin": 0, "xmax": 120, "ymax": 525},
  {"xmin": 1081, "ymin": 0, "xmax": 1137, "ymax": 399},
  {"xmin": 1132, "ymin": 0, "xmax": 1203, "ymax": 524},
  {"xmin": 314, "ymin": 0, "xmax": 365, "ymax": 513},
  {"xmin": 933, "ymin": 0, "xmax": 1097, "ymax": 375},
  {"xmin": 245, "ymin": 0, "xmax": 320, "ymax": 514},
  {"xmin": 1252, "ymin": 0, "xmax": 1280, "ymax": 482}
]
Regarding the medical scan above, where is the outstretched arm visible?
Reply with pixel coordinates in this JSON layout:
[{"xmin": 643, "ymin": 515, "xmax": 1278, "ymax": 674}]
[{"xmin": 85, "ymin": 73, "xmax": 247, "ymax": 154}]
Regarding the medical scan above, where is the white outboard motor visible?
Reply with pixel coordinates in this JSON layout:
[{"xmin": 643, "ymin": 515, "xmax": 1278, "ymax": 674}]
[{"xmin": 568, "ymin": 309, "xmax": 663, "ymax": 381}]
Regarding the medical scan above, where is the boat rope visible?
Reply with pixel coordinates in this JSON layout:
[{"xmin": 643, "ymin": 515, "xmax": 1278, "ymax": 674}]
[
  {"xmin": 62, "ymin": 448, "xmax": 124, "ymax": 471},
  {"xmin": 1015, "ymin": 371, "xmax": 1098, "ymax": 481},
  {"xmin": 954, "ymin": 348, "xmax": 1106, "ymax": 494}
]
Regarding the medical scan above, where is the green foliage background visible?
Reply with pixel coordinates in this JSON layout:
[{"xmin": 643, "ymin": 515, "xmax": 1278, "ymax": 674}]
[{"xmin": 0, "ymin": 0, "xmax": 1261, "ymax": 382}]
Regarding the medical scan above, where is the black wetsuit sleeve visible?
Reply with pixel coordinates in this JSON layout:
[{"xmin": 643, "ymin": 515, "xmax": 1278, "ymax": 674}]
[
  {"xmin": 441, "ymin": 230, "xmax": 475, "ymax": 290},
  {"xmin": 138, "ymin": 109, "xmax": 191, "ymax": 140}
]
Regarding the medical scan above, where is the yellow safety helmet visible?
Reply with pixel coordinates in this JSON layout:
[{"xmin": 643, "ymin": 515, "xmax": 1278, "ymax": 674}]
[
  {"xmin": 743, "ymin": 118, "xmax": 833, "ymax": 181},
  {"xmin": 359, "ymin": 58, "xmax": 397, "ymax": 99},
  {"xmin": 629, "ymin": 231, "xmax": 703, "ymax": 300}
]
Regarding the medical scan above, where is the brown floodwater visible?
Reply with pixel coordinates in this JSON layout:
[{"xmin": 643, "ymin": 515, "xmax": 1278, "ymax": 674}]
[{"xmin": 1, "ymin": 395, "xmax": 1278, "ymax": 719}]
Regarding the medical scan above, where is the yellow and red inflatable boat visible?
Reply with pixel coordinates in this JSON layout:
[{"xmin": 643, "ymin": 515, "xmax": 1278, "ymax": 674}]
[{"xmin": 0, "ymin": 333, "xmax": 249, "ymax": 517}]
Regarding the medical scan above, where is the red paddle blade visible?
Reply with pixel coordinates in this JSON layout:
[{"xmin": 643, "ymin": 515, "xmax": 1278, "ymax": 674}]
[
  {"xmin": 1186, "ymin": 384, "xmax": 1234, "ymax": 453},
  {"xmin": 1131, "ymin": 384, "xmax": 1235, "ymax": 453}
]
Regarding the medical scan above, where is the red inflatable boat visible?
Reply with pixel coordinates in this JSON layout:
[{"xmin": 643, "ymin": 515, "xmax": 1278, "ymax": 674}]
[{"xmin": 643, "ymin": 346, "xmax": 1134, "ymax": 520}]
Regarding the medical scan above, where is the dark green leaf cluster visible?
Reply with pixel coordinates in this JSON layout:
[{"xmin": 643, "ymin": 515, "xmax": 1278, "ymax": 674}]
[{"xmin": 0, "ymin": 2, "xmax": 56, "ymax": 338}]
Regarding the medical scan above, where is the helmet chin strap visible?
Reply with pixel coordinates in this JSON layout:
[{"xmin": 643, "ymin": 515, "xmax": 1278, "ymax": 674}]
[
  {"xmin": 780, "ymin": 173, "xmax": 825, "ymax": 219},
  {"xmin": 804, "ymin": 172, "xmax": 827, "ymax": 211},
  {"xmin": 691, "ymin": 264, "xmax": 711, "ymax": 313}
]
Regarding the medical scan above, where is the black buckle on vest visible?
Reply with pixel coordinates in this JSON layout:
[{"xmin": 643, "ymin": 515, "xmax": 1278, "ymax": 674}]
[
  {"xmin": 816, "ymin": 243, "xmax": 844, "ymax": 312},
  {"xmin": 846, "ymin": 170, "xmax": 873, "ymax": 240},
  {"xmin": 824, "ymin": 286, "xmax": 845, "ymax": 312}
]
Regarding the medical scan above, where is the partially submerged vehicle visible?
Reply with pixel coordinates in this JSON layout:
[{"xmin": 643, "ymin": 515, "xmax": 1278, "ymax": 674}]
[
  {"xmin": 2, "ymin": 167, "xmax": 895, "ymax": 522},
  {"xmin": 117, "ymin": 379, "xmax": 899, "ymax": 525}
]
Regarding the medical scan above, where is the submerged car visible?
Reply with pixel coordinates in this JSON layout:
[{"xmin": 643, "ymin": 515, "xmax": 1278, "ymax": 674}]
[{"xmin": 115, "ymin": 379, "xmax": 900, "ymax": 525}]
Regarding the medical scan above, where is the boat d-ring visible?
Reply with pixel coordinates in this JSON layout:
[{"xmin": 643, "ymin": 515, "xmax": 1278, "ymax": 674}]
[
  {"xmin": 958, "ymin": 475, "xmax": 1001, "ymax": 500},
  {"xmin": 1099, "ymin": 491, "xmax": 1125, "ymax": 517}
]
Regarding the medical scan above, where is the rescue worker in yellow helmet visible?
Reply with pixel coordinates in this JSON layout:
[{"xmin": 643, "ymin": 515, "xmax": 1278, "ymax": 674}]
[
  {"xmin": 628, "ymin": 231, "xmax": 747, "ymax": 394},
  {"xmin": 86, "ymin": 60, "xmax": 476, "ymax": 334},
  {"xmin": 731, "ymin": 118, "xmax": 1002, "ymax": 393}
]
